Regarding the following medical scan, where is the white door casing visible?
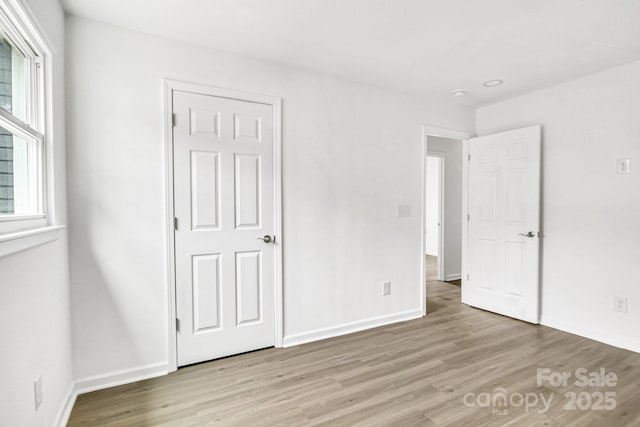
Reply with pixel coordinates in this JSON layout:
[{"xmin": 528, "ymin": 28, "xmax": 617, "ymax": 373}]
[
  {"xmin": 172, "ymin": 89, "xmax": 278, "ymax": 366},
  {"xmin": 466, "ymin": 125, "xmax": 541, "ymax": 323}
]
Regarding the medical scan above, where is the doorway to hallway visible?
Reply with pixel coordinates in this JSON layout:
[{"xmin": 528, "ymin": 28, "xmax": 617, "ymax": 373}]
[{"xmin": 421, "ymin": 125, "xmax": 470, "ymax": 316}]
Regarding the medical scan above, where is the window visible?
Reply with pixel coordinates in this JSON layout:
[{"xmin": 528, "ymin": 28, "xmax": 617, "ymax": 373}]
[{"xmin": 0, "ymin": 0, "xmax": 47, "ymax": 235}]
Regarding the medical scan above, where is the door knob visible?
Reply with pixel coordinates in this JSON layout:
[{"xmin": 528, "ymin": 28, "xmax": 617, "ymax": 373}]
[
  {"xmin": 257, "ymin": 235, "xmax": 275, "ymax": 243},
  {"xmin": 518, "ymin": 231, "xmax": 536, "ymax": 238}
]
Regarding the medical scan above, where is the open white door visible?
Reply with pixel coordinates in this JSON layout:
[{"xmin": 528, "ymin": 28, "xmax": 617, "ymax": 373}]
[{"xmin": 466, "ymin": 125, "xmax": 541, "ymax": 323}]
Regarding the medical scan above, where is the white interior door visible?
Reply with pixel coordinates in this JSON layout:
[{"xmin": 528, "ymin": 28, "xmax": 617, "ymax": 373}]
[
  {"xmin": 467, "ymin": 125, "xmax": 541, "ymax": 323},
  {"xmin": 425, "ymin": 156, "xmax": 441, "ymax": 256},
  {"xmin": 173, "ymin": 90, "xmax": 276, "ymax": 366}
]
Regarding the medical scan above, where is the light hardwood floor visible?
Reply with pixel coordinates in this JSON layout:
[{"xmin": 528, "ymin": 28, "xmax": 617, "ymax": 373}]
[{"xmin": 68, "ymin": 256, "xmax": 640, "ymax": 426}]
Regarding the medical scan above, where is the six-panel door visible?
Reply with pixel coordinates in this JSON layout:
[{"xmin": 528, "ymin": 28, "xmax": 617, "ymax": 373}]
[
  {"xmin": 173, "ymin": 91, "xmax": 275, "ymax": 366},
  {"xmin": 467, "ymin": 125, "xmax": 541, "ymax": 323}
]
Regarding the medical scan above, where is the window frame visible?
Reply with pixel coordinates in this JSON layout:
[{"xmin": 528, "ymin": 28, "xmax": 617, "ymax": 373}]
[{"xmin": 0, "ymin": 0, "xmax": 50, "ymax": 235}]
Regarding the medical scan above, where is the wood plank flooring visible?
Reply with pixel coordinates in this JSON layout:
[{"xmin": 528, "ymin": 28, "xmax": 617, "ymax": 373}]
[{"xmin": 68, "ymin": 257, "xmax": 640, "ymax": 426}]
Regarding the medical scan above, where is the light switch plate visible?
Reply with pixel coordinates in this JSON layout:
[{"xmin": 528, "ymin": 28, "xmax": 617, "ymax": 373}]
[
  {"xmin": 34, "ymin": 376, "xmax": 43, "ymax": 410},
  {"xmin": 616, "ymin": 158, "xmax": 630, "ymax": 175}
]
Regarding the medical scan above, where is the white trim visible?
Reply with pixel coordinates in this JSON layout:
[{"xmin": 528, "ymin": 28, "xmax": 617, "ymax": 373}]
[
  {"xmin": 421, "ymin": 125, "xmax": 473, "ymax": 316},
  {"xmin": 426, "ymin": 150, "xmax": 446, "ymax": 281},
  {"xmin": 163, "ymin": 81, "xmax": 177, "ymax": 372},
  {"xmin": 273, "ymin": 96, "xmax": 284, "ymax": 348},
  {"xmin": 540, "ymin": 315, "xmax": 640, "ymax": 354},
  {"xmin": 0, "ymin": 213, "xmax": 45, "ymax": 222},
  {"xmin": 0, "ymin": 216, "xmax": 46, "ymax": 234},
  {"xmin": 282, "ymin": 309, "xmax": 422, "ymax": 348},
  {"xmin": 461, "ymin": 139, "xmax": 470, "ymax": 304},
  {"xmin": 420, "ymin": 138, "xmax": 426, "ymax": 315},
  {"xmin": 445, "ymin": 273, "xmax": 461, "ymax": 281},
  {"xmin": 0, "ymin": 0, "xmax": 52, "ymax": 57},
  {"xmin": 423, "ymin": 125, "xmax": 471, "ymax": 141},
  {"xmin": 55, "ymin": 382, "xmax": 76, "ymax": 427},
  {"xmin": 0, "ymin": 224, "xmax": 62, "ymax": 257},
  {"xmin": 41, "ymin": 21, "xmax": 56, "ymax": 226},
  {"xmin": 164, "ymin": 79, "xmax": 284, "ymax": 371},
  {"xmin": 74, "ymin": 362, "xmax": 169, "ymax": 395}
]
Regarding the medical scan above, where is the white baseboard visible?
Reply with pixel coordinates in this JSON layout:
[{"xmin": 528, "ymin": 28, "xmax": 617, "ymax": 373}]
[
  {"xmin": 540, "ymin": 315, "xmax": 640, "ymax": 354},
  {"xmin": 54, "ymin": 362, "xmax": 169, "ymax": 426},
  {"xmin": 75, "ymin": 361, "xmax": 169, "ymax": 395},
  {"xmin": 282, "ymin": 309, "xmax": 422, "ymax": 348},
  {"xmin": 445, "ymin": 273, "xmax": 461, "ymax": 281},
  {"xmin": 55, "ymin": 382, "xmax": 77, "ymax": 427}
]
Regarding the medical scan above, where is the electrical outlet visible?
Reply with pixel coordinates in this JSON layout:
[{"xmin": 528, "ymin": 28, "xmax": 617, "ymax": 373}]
[
  {"xmin": 616, "ymin": 158, "xmax": 630, "ymax": 175},
  {"xmin": 383, "ymin": 281, "xmax": 391, "ymax": 296},
  {"xmin": 614, "ymin": 296, "xmax": 628, "ymax": 313},
  {"xmin": 34, "ymin": 376, "xmax": 43, "ymax": 410}
]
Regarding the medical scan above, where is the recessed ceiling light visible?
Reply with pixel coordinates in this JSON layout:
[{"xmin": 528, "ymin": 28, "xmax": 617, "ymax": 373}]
[
  {"xmin": 451, "ymin": 90, "xmax": 467, "ymax": 97},
  {"xmin": 483, "ymin": 79, "xmax": 504, "ymax": 87}
]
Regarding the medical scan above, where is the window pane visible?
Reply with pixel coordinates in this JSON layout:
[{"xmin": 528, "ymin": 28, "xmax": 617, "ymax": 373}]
[
  {"xmin": 0, "ymin": 125, "xmax": 34, "ymax": 215},
  {"xmin": 0, "ymin": 31, "xmax": 27, "ymax": 122}
]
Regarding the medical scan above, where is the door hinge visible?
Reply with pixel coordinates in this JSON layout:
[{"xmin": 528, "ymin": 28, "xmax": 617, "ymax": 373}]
[
  {"xmin": 172, "ymin": 113, "xmax": 177, "ymax": 127},
  {"xmin": 174, "ymin": 217, "xmax": 178, "ymax": 230},
  {"xmin": 467, "ymin": 274, "xmax": 470, "ymax": 280},
  {"xmin": 176, "ymin": 318, "xmax": 180, "ymax": 332},
  {"xmin": 468, "ymin": 154, "xmax": 471, "ymax": 161},
  {"xmin": 467, "ymin": 213, "xmax": 470, "ymax": 222}
]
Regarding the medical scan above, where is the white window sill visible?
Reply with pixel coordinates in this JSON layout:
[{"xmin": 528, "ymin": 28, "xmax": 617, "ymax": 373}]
[{"xmin": 0, "ymin": 225, "xmax": 64, "ymax": 258}]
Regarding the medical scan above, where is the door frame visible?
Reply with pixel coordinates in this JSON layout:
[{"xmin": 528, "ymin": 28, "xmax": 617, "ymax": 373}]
[
  {"xmin": 425, "ymin": 151, "xmax": 445, "ymax": 281},
  {"xmin": 164, "ymin": 79, "xmax": 284, "ymax": 372},
  {"xmin": 421, "ymin": 125, "xmax": 473, "ymax": 316}
]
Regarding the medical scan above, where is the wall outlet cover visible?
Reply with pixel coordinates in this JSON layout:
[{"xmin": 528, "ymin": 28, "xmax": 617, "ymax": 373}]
[
  {"xmin": 614, "ymin": 296, "xmax": 628, "ymax": 313},
  {"xmin": 616, "ymin": 158, "xmax": 630, "ymax": 175},
  {"xmin": 383, "ymin": 281, "xmax": 391, "ymax": 296}
]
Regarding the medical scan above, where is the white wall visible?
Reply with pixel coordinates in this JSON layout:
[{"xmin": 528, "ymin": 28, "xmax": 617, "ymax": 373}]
[
  {"xmin": 0, "ymin": 0, "xmax": 72, "ymax": 426},
  {"xmin": 66, "ymin": 16, "xmax": 473, "ymax": 383},
  {"xmin": 476, "ymin": 60, "xmax": 640, "ymax": 352},
  {"xmin": 427, "ymin": 136, "xmax": 463, "ymax": 280},
  {"xmin": 425, "ymin": 156, "xmax": 440, "ymax": 256}
]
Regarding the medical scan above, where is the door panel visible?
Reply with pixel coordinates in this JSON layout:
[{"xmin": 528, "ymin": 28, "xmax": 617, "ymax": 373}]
[
  {"xmin": 190, "ymin": 151, "xmax": 220, "ymax": 230},
  {"xmin": 236, "ymin": 251, "xmax": 262, "ymax": 325},
  {"xmin": 234, "ymin": 153, "xmax": 261, "ymax": 228},
  {"xmin": 173, "ymin": 90, "xmax": 276, "ymax": 366},
  {"xmin": 192, "ymin": 253, "xmax": 221, "ymax": 332},
  {"xmin": 467, "ymin": 125, "xmax": 541, "ymax": 323}
]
